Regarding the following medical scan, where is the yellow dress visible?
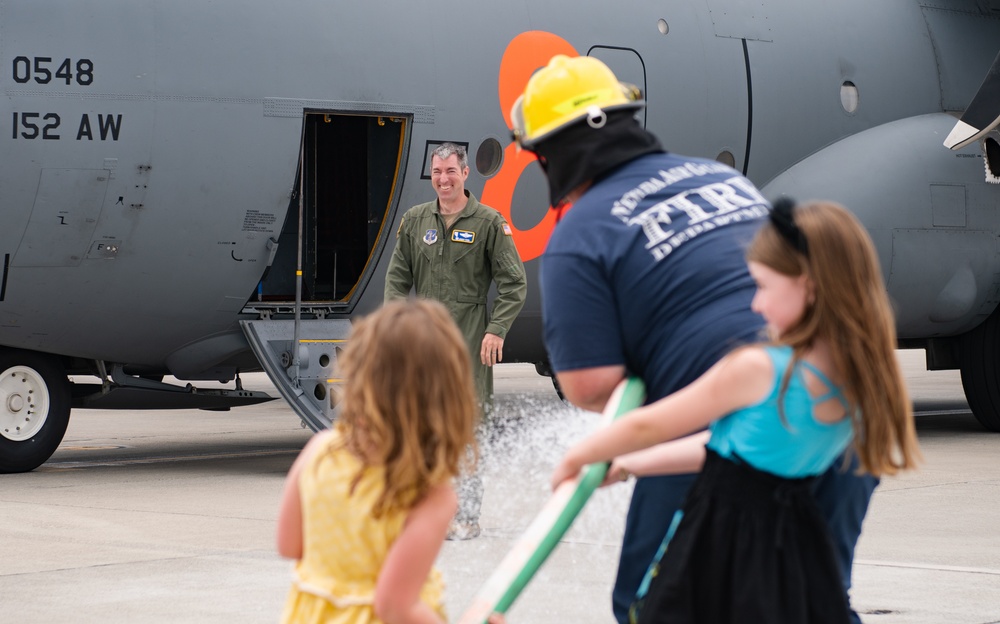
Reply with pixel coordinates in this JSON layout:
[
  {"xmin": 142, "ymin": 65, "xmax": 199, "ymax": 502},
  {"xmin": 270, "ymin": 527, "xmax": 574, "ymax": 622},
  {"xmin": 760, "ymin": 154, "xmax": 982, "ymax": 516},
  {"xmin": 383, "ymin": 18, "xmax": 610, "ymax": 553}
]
[{"xmin": 280, "ymin": 431, "xmax": 446, "ymax": 623}]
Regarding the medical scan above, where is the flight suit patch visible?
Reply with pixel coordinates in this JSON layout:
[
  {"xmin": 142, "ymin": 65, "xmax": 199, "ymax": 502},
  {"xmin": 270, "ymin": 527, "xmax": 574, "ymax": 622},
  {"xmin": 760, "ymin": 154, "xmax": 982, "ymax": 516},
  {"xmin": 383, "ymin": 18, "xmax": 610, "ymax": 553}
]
[
  {"xmin": 423, "ymin": 229, "xmax": 438, "ymax": 245},
  {"xmin": 452, "ymin": 229, "xmax": 476, "ymax": 244},
  {"xmin": 502, "ymin": 223, "xmax": 512, "ymax": 236}
]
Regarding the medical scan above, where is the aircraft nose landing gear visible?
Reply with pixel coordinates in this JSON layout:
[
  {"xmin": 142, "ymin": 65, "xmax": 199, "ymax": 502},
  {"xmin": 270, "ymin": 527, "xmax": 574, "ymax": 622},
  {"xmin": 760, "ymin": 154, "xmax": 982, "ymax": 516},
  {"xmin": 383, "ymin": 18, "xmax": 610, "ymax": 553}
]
[{"xmin": 0, "ymin": 350, "xmax": 71, "ymax": 473}]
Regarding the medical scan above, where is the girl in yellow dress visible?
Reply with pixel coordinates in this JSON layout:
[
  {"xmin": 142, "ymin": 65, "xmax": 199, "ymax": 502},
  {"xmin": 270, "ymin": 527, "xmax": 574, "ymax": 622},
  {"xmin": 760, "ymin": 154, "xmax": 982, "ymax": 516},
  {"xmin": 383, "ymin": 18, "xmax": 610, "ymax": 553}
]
[{"xmin": 276, "ymin": 299, "xmax": 502, "ymax": 624}]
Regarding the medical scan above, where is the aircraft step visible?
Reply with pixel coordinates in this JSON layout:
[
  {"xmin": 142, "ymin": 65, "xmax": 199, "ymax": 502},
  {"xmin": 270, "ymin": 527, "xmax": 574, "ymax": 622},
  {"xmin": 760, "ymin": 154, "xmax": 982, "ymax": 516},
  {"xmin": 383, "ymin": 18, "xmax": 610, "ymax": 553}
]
[{"xmin": 240, "ymin": 318, "xmax": 352, "ymax": 432}]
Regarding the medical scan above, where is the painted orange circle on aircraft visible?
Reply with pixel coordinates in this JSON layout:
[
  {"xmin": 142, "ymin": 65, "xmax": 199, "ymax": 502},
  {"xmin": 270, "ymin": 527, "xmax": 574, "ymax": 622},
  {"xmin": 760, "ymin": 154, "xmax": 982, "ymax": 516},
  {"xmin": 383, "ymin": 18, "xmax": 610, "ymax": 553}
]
[
  {"xmin": 485, "ymin": 143, "xmax": 559, "ymax": 261},
  {"xmin": 484, "ymin": 31, "xmax": 577, "ymax": 262},
  {"xmin": 497, "ymin": 31, "xmax": 578, "ymax": 129}
]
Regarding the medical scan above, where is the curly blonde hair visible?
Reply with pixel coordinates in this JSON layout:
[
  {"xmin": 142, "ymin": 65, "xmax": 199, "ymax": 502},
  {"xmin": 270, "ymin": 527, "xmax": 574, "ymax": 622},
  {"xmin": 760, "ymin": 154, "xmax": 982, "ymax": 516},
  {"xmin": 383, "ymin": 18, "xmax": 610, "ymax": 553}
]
[{"xmin": 332, "ymin": 298, "xmax": 479, "ymax": 517}]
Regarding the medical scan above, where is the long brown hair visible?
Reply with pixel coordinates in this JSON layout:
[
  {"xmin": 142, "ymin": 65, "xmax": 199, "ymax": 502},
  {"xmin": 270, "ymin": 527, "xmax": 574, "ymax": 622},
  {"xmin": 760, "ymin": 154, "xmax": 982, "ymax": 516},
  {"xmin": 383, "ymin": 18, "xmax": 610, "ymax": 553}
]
[
  {"xmin": 333, "ymin": 298, "xmax": 479, "ymax": 517},
  {"xmin": 747, "ymin": 200, "xmax": 921, "ymax": 476}
]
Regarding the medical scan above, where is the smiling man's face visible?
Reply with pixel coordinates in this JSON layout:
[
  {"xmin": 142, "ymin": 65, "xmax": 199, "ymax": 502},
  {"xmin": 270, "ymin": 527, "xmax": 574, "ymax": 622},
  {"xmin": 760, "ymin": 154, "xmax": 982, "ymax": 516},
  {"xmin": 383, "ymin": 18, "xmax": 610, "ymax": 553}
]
[{"xmin": 431, "ymin": 153, "xmax": 469, "ymax": 211}]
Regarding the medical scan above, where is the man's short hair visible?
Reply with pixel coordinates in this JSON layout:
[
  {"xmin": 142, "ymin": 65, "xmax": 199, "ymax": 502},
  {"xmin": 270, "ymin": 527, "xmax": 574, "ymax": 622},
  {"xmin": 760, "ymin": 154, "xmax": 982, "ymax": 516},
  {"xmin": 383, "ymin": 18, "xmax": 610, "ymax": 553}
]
[{"xmin": 432, "ymin": 142, "xmax": 468, "ymax": 170}]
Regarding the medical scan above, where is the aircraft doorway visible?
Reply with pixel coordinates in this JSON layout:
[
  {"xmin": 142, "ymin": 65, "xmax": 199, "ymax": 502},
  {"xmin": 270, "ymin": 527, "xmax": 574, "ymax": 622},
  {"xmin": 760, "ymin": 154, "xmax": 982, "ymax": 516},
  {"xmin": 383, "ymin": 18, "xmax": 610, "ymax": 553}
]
[{"xmin": 258, "ymin": 112, "xmax": 406, "ymax": 309}]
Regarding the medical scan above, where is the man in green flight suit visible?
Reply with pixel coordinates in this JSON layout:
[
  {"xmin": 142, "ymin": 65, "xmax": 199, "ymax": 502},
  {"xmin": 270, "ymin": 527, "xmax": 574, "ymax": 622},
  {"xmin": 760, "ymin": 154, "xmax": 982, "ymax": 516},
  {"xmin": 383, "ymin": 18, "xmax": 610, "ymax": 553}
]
[{"xmin": 384, "ymin": 142, "xmax": 527, "ymax": 539}]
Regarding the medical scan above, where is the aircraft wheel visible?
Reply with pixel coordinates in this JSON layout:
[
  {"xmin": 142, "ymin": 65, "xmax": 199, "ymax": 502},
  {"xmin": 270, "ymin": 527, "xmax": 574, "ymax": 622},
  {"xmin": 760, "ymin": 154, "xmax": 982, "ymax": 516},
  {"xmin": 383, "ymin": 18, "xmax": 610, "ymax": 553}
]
[
  {"xmin": 958, "ymin": 311, "xmax": 1000, "ymax": 432},
  {"xmin": 0, "ymin": 350, "xmax": 72, "ymax": 473}
]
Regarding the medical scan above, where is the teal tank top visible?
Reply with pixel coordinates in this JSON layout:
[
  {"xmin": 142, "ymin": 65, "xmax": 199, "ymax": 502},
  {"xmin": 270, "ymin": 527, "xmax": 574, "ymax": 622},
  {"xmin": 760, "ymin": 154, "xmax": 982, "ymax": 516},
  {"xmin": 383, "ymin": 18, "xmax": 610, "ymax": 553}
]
[{"xmin": 706, "ymin": 345, "xmax": 854, "ymax": 478}]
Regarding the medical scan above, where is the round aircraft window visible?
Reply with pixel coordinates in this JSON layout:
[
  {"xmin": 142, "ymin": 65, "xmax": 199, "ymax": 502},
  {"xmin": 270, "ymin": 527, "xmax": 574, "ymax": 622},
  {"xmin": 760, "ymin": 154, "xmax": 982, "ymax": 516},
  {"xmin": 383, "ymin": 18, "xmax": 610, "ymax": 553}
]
[
  {"xmin": 715, "ymin": 150, "xmax": 736, "ymax": 168},
  {"xmin": 840, "ymin": 81, "xmax": 859, "ymax": 114},
  {"xmin": 476, "ymin": 138, "xmax": 503, "ymax": 176},
  {"xmin": 657, "ymin": 19, "xmax": 669, "ymax": 35}
]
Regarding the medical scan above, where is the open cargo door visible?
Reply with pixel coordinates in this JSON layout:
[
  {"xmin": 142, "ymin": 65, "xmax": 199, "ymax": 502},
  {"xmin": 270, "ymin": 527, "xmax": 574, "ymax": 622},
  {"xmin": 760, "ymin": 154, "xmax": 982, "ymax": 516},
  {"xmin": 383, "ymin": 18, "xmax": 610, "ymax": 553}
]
[{"xmin": 241, "ymin": 110, "xmax": 408, "ymax": 429}]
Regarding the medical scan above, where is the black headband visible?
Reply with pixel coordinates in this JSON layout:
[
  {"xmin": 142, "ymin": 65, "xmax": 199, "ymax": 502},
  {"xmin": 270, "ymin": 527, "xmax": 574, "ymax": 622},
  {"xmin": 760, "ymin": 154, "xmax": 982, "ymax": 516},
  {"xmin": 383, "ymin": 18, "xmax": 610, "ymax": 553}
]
[{"xmin": 769, "ymin": 197, "xmax": 809, "ymax": 257}]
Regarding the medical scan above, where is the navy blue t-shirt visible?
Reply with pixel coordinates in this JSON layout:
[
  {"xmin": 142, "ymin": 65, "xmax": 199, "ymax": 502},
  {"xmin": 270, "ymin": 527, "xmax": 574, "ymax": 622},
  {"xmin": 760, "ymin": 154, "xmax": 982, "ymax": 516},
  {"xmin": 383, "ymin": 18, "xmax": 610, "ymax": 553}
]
[
  {"xmin": 541, "ymin": 152, "xmax": 767, "ymax": 402},
  {"xmin": 541, "ymin": 152, "xmax": 874, "ymax": 624}
]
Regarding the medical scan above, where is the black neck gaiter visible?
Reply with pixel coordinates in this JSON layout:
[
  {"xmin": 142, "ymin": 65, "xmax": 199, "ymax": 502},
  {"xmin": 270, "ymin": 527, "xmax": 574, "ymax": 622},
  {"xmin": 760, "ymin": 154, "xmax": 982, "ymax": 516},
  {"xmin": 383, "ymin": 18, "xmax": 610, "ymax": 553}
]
[{"xmin": 532, "ymin": 111, "xmax": 665, "ymax": 207}]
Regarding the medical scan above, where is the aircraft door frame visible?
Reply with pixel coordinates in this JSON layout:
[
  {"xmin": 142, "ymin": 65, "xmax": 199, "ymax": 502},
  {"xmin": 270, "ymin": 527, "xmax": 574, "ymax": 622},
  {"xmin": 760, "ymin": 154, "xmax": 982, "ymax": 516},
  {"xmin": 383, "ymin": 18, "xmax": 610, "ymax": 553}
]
[
  {"xmin": 252, "ymin": 109, "xmax": 411, "ymax": 316},
  {"xmin": 242, "ymin": 108, "xmax": 414, "ymax": 432}
]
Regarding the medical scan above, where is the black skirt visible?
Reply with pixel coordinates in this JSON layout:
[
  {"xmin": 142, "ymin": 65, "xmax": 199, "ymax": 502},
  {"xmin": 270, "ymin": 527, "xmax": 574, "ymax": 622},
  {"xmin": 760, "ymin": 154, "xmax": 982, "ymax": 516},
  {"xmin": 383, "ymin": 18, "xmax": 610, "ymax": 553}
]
[{"xmin": 634, "ymin": 449, "xmax": 850, "ymax": 624}]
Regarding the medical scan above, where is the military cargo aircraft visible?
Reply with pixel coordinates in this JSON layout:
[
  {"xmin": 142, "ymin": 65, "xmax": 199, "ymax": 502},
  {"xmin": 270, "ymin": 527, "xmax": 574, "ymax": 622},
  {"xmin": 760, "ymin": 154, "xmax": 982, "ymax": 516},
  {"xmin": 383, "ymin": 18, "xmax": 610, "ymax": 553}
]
[{"xmin": 2, "ymin": 0, "xmax": 999, "ymax": 472}]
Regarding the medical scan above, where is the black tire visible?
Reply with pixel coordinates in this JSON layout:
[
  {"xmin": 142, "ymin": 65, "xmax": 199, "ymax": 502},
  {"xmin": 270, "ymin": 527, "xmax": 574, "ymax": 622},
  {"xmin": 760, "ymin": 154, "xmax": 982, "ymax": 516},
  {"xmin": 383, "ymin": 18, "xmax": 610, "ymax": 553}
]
[
  {"xmin": 958, "ymin": 311, "xmax": 1000, "ymax": 432},
  {"xmin": 0, "ymin": 349, "xmax": 72, "ymax": 473}
]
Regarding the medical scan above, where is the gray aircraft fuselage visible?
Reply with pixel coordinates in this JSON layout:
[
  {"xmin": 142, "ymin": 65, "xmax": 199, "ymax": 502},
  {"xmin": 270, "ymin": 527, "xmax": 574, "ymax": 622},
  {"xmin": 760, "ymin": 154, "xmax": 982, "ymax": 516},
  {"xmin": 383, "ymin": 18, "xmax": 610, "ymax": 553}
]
[{"xmin": 2, "ymin": 0, "xmax": 999, "ymax": 471}]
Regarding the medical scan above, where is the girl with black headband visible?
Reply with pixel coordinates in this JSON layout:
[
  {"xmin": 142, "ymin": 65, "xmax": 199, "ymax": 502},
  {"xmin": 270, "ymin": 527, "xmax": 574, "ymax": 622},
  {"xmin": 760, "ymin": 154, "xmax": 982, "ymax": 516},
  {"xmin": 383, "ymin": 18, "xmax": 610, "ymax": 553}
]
[{"xmin": 552, "ymin": 199, "xmax": 922, "ymax": 624}]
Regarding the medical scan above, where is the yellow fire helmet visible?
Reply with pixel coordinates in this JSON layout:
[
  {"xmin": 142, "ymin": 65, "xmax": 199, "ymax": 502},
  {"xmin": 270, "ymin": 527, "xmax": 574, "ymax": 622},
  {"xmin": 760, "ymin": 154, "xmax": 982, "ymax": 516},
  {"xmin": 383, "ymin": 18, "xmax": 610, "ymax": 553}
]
[{"xmin": 511, "ymin": 54, "xmax": 644, "ymax": 150}]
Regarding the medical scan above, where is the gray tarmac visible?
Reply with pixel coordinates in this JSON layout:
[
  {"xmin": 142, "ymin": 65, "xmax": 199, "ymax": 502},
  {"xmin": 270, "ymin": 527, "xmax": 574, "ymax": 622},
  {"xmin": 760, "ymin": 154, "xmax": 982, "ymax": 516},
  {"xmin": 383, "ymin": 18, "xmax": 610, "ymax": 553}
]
[{"xmin": 1, "ymin": 351, "xmax": 998, "ymax": 623}]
